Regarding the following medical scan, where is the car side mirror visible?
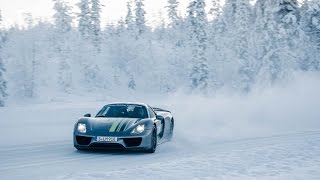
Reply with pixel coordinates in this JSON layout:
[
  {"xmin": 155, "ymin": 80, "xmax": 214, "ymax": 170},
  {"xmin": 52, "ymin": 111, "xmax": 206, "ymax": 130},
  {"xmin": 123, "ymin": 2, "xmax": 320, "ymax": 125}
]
[
  {"xmin": 84, "ymin": 113, "xmax": 91, "ymax": 117},
  {"xmin": 156, "ymin": 115, "xmax": 164, "ymax": 121}
]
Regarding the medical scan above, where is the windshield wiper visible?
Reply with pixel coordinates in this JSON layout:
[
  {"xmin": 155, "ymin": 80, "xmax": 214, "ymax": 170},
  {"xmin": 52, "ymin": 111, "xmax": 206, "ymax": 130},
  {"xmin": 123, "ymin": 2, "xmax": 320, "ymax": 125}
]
[{"xmin": 95, "ymin": 115, "xmax": 106, "ymax": 118}]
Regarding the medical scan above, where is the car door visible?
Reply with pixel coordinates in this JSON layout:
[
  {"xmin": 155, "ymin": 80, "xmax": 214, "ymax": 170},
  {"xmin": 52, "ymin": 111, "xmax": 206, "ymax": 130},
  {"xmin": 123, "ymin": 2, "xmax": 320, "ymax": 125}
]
[{"xmin": 147, "ymin": 106, "xmax": 163, "ymax": 136}]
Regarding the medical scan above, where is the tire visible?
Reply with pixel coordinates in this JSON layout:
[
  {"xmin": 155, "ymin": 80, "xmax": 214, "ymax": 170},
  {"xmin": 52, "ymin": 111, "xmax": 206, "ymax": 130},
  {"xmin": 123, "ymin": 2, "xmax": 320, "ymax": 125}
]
[
  {"xmin": 168, "ymin": 119, "xmax": 174, "ymax": 141},
  {"xmin": 146, "ymin": 126, "xmax": 157, "ymax": 153}
]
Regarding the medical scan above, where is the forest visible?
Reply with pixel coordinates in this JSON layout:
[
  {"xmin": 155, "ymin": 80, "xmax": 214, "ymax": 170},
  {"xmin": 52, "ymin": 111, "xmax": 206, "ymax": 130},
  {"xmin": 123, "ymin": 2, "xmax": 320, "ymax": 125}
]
[{"xmin": 0, "ymin": 0, "xmax": 319, "ymax": 106}]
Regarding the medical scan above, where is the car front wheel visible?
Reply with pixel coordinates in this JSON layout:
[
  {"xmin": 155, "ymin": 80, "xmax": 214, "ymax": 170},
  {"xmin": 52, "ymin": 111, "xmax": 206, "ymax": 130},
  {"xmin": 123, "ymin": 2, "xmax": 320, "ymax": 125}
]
[{"xmin": 146, "ymin": 126, "xmax": 157, "ymax": 153}]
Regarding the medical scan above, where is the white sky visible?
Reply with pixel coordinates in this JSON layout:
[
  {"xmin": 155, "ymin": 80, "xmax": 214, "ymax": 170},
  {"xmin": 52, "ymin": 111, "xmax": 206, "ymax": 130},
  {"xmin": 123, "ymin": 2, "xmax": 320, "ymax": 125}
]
[
  {"xmin": 0, "ymin": 0, "xmax": 191, "ymax": 28},
  {"xmin": 0, "ymin": 0, "xmax": 302, "ymax": 28}
]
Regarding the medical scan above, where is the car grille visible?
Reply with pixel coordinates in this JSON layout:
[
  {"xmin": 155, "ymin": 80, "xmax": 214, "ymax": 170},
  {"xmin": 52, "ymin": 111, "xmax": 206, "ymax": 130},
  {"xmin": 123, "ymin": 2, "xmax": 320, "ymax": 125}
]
[
  {"xmin": 123, "ymin": 138, "xmax": 142, "ymax": 147},
  {"xmin": 76, "ymin": 136, "xmax": 92, "ymax": 145}
]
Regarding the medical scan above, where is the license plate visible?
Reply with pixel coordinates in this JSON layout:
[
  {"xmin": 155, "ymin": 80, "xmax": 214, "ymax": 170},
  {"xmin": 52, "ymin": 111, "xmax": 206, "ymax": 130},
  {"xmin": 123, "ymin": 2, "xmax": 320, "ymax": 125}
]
[{"xmin": 97, "ymin": 136, "xmax": 118, "ymax": 142}]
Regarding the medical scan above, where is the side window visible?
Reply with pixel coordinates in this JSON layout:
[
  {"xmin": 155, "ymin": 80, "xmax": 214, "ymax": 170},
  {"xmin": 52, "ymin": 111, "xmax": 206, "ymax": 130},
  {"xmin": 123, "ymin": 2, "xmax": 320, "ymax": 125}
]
[{"xmin": 147, "ymin": 106, "xmax": 156, "ymax": 118}]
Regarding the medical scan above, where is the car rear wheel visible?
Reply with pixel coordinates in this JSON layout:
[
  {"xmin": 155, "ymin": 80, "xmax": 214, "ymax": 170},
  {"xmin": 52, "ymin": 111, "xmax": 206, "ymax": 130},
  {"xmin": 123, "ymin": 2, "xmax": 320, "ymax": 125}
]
[{"xmin": 146, "ymin": 126, "xmax": 157, "ymax": 153}]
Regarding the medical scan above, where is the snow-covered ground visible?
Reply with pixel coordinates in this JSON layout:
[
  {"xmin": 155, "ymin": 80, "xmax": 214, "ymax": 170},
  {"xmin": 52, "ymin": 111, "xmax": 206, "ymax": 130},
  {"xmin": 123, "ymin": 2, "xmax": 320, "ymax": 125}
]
[{"xmin": 1, "ymin": 76, "xmax": 320, "ymax": 180}]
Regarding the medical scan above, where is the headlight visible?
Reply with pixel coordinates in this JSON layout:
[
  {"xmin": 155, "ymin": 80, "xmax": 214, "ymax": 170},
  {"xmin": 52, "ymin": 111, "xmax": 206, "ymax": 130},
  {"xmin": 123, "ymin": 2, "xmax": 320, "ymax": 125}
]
[
  {"xmin": 77, "ymin": 123, "xmax": 87, "ymax": 133},
  {"xmin": 131, "ymin": 124, "xmax": 145, "ymax": 134}
]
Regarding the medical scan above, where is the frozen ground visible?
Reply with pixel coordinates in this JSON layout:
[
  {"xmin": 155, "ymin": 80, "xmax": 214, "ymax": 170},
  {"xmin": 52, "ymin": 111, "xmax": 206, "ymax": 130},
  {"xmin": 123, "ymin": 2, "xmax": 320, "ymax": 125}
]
[{"xmin": 1, "ymin": 76, "xmax": 320, "ymax": 179}]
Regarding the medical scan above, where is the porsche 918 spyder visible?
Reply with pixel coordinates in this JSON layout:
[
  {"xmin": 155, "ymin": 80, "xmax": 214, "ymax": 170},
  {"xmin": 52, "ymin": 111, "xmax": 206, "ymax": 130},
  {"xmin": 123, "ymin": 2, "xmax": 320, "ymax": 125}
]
[{"xmin": 73, "ymin": 103, "xmax": 174, "ymax": 153}]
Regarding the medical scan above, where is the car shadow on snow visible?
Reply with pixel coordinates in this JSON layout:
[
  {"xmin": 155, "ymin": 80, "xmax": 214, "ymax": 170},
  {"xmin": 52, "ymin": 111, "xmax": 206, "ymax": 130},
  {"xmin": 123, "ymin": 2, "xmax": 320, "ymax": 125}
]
[{"xmin": 74, "ymin": 149, "xmax": 152, "ymax": 156}]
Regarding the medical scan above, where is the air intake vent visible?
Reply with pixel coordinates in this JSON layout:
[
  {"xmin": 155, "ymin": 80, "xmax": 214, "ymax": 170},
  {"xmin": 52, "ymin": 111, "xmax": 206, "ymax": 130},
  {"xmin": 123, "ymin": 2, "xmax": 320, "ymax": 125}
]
[
  {"xmin": 123, "ymin": 138, "xmax": 142, "ymax": 147},
  {"xmin": 76, "ymin": 136, "xmax": 92, "ymax": 145}
]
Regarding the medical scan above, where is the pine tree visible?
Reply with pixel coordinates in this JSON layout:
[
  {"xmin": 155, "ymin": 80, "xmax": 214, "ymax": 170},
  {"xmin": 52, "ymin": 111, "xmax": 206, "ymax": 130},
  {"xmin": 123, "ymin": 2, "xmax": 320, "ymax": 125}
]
[
  {"xmin": 125, "ymin": 1, "xmax": 135, "ymax": 32},
  {"xmin": 223, "ymin": 0, "xmax": 237, "ymax": 26},
  {"xmin": 77, "ymin": 0, "xmax": 91, "ymax": 39},
  {"xmin": 135, "ymin": 0, "xmax": 146, "ymax": 36},
  {"xmin": 0, "ymin": 10, "xmax": 7, "ymax": 106},
  {"xmin": 53, "ymin": 0, "xmax": 73, "ymax": 93},
  {"xmin": 128, "ymin": 76, "xmax": 136, "ymax": 90},
  {"xmin": 0, "ymin": 53, "xmax": 6, "ymax": 107},
  {"xmin": 166, "ymin": 0, "xmax": 180, "ymax": 27},
  {"xmin": 277, "ymin": 0, "xmax": 301, "ymax": 75},
  {"xmin": 209, "ymin": 0, "xmax": 221, "ymax": 19},
  {"xmin": 234, "ymin": 0, "xmax": 254, "ymax": 92},
  {"xmin": 253, "ymin": 0, "xmax": 299, "ymax": 85},
  {"xmin": 23, "ymin": 13, "xmax": 34, "ymax": 28},
  {"xmin": 91, "ymin": 0, "xmax": 102, "ymax": 50},
  {"xmin": 277, "ymin": 0, "xmax": 299, "ymax": 21},
  {"xmin": 77, "ymin": 0, "xmax": 100, "ymax": 89},
  {"xmin": 300, "ymin": 0, "xmax": 320, "ymax": 70},
  {"xmin": 188, "ymin": 0, "xmax": 209, "ymax": 91},
  {"xmin": 187, "ymin": 0, "xmax": 197, "ymax": 44},
  {"xmin": 166, "ymin": 0, "xmax": 184, "ymax": 48},
  {"xmin": 254, "ymin": 0, "xmax": 283, "ymax": 84},
  {"xmin": 53, "ymin": 0, "xmax": 72, "ymax": 34},
  {"xmin": 276, "ymin": 0, "xmax": 300, "ymax": 43}
]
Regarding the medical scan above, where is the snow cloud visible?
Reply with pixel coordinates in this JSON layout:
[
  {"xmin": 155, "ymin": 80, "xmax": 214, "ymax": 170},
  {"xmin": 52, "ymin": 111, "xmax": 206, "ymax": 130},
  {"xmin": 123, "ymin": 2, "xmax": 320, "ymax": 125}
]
[{"xmin": 164, "ymin": 72, "xmax": 320, "ymax": 143}]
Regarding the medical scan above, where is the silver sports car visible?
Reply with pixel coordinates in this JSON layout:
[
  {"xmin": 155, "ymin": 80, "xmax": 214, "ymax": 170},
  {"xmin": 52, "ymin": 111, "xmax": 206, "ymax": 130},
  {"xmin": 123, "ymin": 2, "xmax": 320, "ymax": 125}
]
[{"xmin": 73, "ymin": 102, "xmax": 174, "ymax": 153}]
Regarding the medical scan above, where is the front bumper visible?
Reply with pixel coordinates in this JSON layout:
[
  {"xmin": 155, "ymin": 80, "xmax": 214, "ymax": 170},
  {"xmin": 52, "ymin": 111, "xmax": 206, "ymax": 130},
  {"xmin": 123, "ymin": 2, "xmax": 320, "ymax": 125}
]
[{"xmin": 73, "ymin": 129, "xmax": 153, "ymax": 150}]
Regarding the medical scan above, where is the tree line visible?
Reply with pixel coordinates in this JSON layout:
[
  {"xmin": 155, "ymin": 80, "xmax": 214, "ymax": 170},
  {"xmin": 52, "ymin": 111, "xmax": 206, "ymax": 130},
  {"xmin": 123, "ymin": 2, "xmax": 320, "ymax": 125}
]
[{"xmin": 0, "ymin": 0, "xmax": 319, "ymax": 106}]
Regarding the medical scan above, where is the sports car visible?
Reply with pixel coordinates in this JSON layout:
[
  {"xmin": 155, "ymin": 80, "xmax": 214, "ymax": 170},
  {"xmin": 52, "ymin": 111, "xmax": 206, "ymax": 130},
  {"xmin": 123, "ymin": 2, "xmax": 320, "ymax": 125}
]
[{"xmin": 73, "ymin": 102, "xmax": 174, "ymax": 153}]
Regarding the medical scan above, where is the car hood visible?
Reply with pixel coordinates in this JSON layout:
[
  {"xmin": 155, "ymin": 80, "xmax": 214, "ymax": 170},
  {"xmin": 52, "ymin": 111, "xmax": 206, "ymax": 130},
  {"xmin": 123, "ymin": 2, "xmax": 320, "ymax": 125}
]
[{"xmin": 87, "ymin": 117, "xmax": 140, "ymax": 133}]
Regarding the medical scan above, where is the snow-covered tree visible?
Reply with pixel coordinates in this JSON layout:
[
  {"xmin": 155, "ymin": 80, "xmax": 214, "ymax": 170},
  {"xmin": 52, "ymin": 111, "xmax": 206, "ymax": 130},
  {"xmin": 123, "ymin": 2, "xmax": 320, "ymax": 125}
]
[
  {"xmin": 188, "ymin": 0, "xmax": 210, "ymax": 91},
  {"xmin": 125, "ymin": 1, "xmax": 135, "ymax": 36},
  {"xmin": 77, "ymin": 0, "xmax": 91, "ymax": 39},
  {"xmin": 253, "ymin": 0, "xmax": 283, "ymax": 84},
  {"xmin": 166, "ymin": 0, "xmax": 180, "ymax": 27},
  {"xmin": 277, "ymin": 0, "xmax": 299, "ymax": 21},
  {"xmin": 223, "ymin": 0, "xmax": 237, "ymax": 26},
  {"xmin": 125, "ymin": 1, "xmax": 134, "ymax": 28},
  {"xmin": 276, "ymin": 0, "xmax": 303, "ymax": 74},
  {"xmin": 135, "ymin": 0, "xmax": 146, "ymax": 36},
  {"xmin": 234, "ymin": 0, "xmax": 254, "ymax": 92},
  {"xmin": 53, "ymin": 0, "xmax": 72, "ymax": 34},
  {"xmin": 300, "ymin": 0, "xmax": 320, "ymax": 70},
  {"xmin": 209, "ymin": 0, "xmax": 222, "ymax": 19},
  {"xmin": 166, "ymin": 0, "xmax": 185, "ymax": 48},
  {"xmin": 0, "ymin": 10, "xmax": 2, "ymax": 23},
  {"xmin": 91, "ymin": 0, "xmax": 102, "ymax": 50},
  {"xmin": 276, "ymin": 0, "xmax": 300, "ymax": 43},
  {"xmin": 301, "ymin": 0, "xmax": 320, "ymax": 44},
  {"xmin": 253, "ymin": 0, "xmax": 301, "ymax": 85},
  {"xmin": 0, "ymin": 51, "xmax": 6, "ymax": 107},
  {"xmin": 186, "ymin": 0, "xmax": 198, "ymax": 43},
  {"xmin": 53, "ymin": 0, "xmax": 73, "ymax": 93},
  {"xmin": 23, "ymin": 13, "xmax": 34, "ymax": 28},
  {"xmin": 128, "ymin": 76, "xmax": 136, "ymax": 90},
  {"xmin": 1, "ymin": 0, "xmax": 320, "ymax": 100},
  {"xmin": 0, "ymin": 10, "xmax": 7, "ymax": 106}
]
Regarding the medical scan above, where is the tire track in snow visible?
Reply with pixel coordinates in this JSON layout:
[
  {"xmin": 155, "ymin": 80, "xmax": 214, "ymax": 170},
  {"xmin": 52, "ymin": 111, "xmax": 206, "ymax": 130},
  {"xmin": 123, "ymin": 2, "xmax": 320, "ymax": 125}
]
[
  {"xmin": 59, "ymin": 131, "xmax": 320, "ymax": 180},
  {"xmin": 0, "ymin": 141, "xmax": 177, "ymax": 172},
  {"xmin": 0, "ymin": 140, "xmax": 70, "ymax": 152},
  {"xmin": 1, "ymin": 131, "xmax": 319, "ymax": 174}
]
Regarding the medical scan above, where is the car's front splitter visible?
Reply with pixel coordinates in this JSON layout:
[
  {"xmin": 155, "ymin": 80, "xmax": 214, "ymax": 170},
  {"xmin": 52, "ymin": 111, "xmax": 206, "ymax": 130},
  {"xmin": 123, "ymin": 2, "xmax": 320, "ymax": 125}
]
[{"xmin": 73, "ymin": 130, "xmax": 153, "ymax": 150}]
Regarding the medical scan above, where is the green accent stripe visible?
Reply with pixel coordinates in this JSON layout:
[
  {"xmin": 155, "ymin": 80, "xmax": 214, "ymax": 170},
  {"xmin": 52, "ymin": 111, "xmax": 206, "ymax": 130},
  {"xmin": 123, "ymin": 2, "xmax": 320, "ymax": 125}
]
[
  {"xmin": 120, "ymin": 119, "xmax": 130, "ymax": 132},
  {"xmin": 116, "ymin": 119, "xmax": 126, "ymax": 132},
  {"xmin": 109, "ymin": 120, "xmax": 121, "ymax": 132}
]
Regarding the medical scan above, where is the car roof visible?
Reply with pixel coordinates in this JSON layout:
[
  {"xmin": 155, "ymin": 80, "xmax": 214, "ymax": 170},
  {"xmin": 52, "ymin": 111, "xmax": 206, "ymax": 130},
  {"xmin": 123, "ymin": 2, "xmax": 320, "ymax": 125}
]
[{"xmin": 107, "ymin": 102, "xmax": 148, "ymax": 107}]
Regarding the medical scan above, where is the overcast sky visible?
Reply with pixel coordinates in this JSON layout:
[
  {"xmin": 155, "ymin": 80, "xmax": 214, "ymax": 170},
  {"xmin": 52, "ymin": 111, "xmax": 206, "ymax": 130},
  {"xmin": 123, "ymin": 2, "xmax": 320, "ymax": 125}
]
[
  {"xmin": 0, "ymin": 0, "xmax": 194, "ymax": 28},
  {"xmin": 1, "ymin": 0, "xmax": 304, "ymax": 28}
]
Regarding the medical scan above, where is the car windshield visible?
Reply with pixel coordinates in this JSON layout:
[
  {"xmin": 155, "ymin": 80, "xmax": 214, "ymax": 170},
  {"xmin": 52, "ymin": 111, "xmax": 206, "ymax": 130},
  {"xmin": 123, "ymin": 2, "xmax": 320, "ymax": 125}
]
[{"xmin": 96, "ymin": 104, "xmax": 148, "ymax": 119}]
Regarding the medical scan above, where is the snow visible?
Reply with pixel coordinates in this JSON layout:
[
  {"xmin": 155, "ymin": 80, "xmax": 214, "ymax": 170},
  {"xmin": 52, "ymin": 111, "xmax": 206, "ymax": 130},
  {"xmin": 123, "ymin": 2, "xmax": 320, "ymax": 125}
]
[
  {"xmin": 1, "ymin": 74, "xmax": 320, "ymax": 179},
  {"xmin": 1, "ymin": 1, "xmax": 320, "ymax": 179}
]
